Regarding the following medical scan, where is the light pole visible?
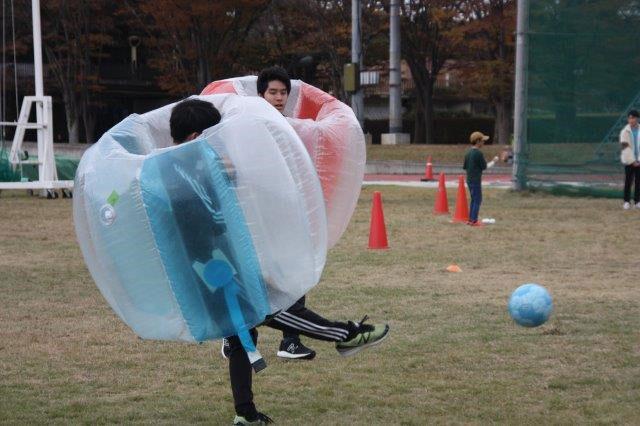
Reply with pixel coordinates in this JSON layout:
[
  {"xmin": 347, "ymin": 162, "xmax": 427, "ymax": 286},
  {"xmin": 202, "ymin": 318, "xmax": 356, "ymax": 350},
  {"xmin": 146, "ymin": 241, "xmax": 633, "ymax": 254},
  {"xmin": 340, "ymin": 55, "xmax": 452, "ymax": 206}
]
[
  {"xmin": 351, "ymin": 0, "xmax": 364, "ymax": 126},
  {"xmin": 513, "ymin": 0, "xmax": 529, "ymax": 190},
  {"xmin": 382, "ymin": 0, "xmax": 409, "ymax": 144},
  {"xmin": 389, "ymin": 0, "xmax": 402, "ymax": 134}
]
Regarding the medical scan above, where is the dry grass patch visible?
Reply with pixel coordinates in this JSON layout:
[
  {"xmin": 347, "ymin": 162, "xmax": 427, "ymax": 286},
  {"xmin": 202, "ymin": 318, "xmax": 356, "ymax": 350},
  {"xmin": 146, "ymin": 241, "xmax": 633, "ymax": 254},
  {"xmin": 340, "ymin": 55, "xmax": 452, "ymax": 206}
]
[{"xmin": 0, "ymin": 188, "xmax": 638, "ymax": 425}]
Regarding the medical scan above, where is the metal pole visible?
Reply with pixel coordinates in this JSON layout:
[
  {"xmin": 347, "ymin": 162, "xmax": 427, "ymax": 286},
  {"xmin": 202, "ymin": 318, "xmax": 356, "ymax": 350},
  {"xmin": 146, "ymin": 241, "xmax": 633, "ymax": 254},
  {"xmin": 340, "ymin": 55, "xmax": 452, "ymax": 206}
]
[
  {"xmin": 389, "ymin": 0, "xmax": 402, "ymax": 133},
  {"xmin": 351, "ymin": 0, "xmax": 364, "ymax": 127},
  {"xmin": 32, "ymin": 0, "xmax": 51, "ymax": 185},
  {"xmin": 32, "ymin": 0, "xmax": 44, "ymax": 97},
  {"xmin": 513, "ymin": 0, "xmax": 529, "ymax": 190},
  {"xmin": 2, "ymin": 0, "xmax": 6, "ymax": 141}
]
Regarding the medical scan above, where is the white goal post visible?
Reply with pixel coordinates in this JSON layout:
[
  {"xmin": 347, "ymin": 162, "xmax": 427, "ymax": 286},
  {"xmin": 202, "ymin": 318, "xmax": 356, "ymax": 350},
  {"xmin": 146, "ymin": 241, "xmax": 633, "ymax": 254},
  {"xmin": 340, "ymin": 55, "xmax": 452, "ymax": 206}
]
[{"xmin": 0, "ymin": 0, "xmax": 74, "ymax": 197}]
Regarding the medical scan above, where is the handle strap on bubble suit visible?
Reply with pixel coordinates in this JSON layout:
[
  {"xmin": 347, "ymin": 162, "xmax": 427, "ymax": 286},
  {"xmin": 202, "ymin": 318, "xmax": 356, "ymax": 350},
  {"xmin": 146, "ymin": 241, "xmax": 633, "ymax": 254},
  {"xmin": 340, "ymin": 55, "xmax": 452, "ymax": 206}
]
[{"xmin": 193, "ymin": 254, "xmax": 266, "ymax": 373}]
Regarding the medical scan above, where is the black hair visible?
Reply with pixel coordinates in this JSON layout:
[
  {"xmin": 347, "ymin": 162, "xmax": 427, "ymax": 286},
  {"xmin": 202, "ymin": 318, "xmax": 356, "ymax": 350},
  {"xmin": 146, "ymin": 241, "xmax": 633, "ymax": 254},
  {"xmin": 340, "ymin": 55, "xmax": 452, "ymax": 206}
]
[
  {"xmin": 257, "ymin": 66, "xmax": 291, "ymax": 95},
  {"xmin": 170, "ymin": 99, "xmax": 222, "ymax": 143},
  {"xmin": 628, "ymin": 109, "xmax": 639, "ymax": 118}
]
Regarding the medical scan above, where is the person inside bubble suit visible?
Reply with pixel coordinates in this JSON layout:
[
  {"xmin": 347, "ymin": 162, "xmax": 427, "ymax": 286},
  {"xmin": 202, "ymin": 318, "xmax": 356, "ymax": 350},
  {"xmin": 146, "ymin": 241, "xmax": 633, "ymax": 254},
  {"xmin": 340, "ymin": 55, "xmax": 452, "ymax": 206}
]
[
  {"xmin": 223, "ymin": 66, "xmax": 316, "ymax": 363},
  {"xmin": 169, "ymin": 98, "xmax": 389, "ymax": 425}
]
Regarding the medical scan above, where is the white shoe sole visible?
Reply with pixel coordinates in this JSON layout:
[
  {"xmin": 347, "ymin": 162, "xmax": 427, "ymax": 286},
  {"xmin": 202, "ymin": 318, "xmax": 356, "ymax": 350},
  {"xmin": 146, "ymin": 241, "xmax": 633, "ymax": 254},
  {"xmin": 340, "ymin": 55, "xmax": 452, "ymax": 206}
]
[
  {"xmin": 337, "ymin": 328, "xmax": 390, "ymax": 357},
  {"xmin": 221, "ymin": 342, "xmax": 228, "ymax": 360},
  {"xmin": 276, "ymin": 350, "xmax": 315, "ymax": 359}
]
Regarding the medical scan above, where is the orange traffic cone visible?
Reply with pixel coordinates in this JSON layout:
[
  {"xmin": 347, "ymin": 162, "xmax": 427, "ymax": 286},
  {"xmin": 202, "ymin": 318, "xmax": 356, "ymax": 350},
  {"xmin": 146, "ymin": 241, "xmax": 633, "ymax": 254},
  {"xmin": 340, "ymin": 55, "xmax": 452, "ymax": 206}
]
[
  {"xmin": 451, "ymin": 175, "xmax": 469, "ymax": 223},
  {"xmin": 433, "ymin": 173, "xmax": 449, "ymax": 215},
  {"xmin": 368, "ymin": 191, "xmax": 389, "ymax": 249},
  {"xmin": 420, "ymin": 155, "xmax": 434, "ymax": 181}
]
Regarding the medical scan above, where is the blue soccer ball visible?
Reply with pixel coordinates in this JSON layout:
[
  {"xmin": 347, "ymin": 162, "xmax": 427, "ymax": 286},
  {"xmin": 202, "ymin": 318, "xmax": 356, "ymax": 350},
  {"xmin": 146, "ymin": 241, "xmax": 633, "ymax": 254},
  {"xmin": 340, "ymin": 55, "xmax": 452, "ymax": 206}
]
[{"xmin": 508, "ymin": 283, "xmax": 553, "ymax": 327}]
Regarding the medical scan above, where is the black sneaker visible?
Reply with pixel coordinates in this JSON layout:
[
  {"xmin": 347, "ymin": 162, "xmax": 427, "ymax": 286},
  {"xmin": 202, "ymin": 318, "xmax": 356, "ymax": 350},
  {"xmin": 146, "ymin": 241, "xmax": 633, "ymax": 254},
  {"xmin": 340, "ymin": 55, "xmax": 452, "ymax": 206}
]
[
  {"xmin": 221, "ymin": 337, "xmax": 231, "ymax": 359},
  {"xmin": 276, "ymin": 338, "xmax": 316, "ymax": 360},
  {"xmin": 233, "ymin": 412, "xmax": 273, "ymax": 425}
]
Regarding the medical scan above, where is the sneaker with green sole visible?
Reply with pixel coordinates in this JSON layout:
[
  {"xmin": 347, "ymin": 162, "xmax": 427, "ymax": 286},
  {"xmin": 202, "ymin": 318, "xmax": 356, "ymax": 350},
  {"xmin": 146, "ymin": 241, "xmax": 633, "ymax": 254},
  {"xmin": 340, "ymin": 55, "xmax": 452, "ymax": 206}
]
[
  {"xmin": 233, "ymin": 412, "xmax": 273, "ymax": 425},
  {"xmin": 335, "ymin": 315, "xmax": 390, "ymax": 357}
]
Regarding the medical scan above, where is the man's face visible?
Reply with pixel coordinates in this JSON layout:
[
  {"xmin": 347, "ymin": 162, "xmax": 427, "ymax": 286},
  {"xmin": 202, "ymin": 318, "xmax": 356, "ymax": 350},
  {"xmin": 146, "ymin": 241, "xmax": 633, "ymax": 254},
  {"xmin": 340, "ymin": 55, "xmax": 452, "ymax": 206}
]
[
  {"xmin": 261, "ymin": 80, "xmax": 288, "ymax": 113},
  {"xmin": 628, "ymin": 115, "xmax": 638, "ymax": 127}
]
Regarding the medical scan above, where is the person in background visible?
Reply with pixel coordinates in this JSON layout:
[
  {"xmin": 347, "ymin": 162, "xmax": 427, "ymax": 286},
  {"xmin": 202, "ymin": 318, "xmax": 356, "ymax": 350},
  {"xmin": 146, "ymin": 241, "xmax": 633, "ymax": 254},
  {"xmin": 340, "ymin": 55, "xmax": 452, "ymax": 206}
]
[
  {"xmin": 619, "ymin": 109, "xmax": 640, "ymax": 210},
  {"xmin": 463, "ymin": 131, "xmax": 499, "ymax": 226}
]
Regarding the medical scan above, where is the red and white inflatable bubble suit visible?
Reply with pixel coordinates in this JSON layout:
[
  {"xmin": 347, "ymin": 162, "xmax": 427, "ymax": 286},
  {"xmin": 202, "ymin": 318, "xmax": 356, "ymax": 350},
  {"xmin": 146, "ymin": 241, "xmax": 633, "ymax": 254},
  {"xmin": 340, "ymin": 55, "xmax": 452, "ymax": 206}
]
[{"xmin": 201, "ymin": 76, "xmax": 365, "ymax": 248}]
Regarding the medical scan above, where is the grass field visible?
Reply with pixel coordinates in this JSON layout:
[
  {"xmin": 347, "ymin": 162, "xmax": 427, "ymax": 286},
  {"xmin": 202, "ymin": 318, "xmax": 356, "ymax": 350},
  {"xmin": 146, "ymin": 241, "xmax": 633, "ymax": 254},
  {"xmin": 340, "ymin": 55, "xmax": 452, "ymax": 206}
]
[
  {"xmin": 366, "ymin": 144, "xmax": 505, "ymax": 164},
  {"xmin": 1, "ymin": 187, "xmax": 639, "ymax": 425}
]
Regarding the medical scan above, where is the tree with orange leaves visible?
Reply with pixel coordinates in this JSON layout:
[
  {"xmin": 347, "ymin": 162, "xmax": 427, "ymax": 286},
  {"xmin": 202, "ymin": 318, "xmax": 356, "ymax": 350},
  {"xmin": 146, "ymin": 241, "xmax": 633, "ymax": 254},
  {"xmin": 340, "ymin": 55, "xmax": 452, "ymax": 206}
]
[
  {"xmin": 398, "ymin": 0, "xmax": 465, "ymax": 144},
  {"xmin": 123, "ymin": 0, "xmax": 270, "ymax": 96},
  {"xmin": 238, "ymin": 0, "xmax": 387, "ymax": 101},
  {"xmin": 458, "ymin": 0, "xmax": 516, "ymax": 145},
  {"xmin": 13, "ymin": 0, "xmax": 116, "ymax": 143}
]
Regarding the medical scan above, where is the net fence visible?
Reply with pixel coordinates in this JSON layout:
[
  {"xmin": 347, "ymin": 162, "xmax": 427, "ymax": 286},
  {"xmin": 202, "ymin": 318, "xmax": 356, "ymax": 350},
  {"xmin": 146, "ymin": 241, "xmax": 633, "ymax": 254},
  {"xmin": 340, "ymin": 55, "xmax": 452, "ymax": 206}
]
[
  {"xmin": 0, "ymin": 149, "xmax": 78, "ymax": 183},
  {"xmin": 523, "ymin": 0, "xmax": 640, "ymax": 197}
]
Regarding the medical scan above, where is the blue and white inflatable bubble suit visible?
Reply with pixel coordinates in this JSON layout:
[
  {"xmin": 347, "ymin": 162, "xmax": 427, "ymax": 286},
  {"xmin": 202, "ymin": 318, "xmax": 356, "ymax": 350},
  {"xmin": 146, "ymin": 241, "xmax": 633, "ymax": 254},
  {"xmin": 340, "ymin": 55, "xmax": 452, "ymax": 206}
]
[{"xmin": 73, "ymin": 95, "xmax": 327, "ymax": 350}]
